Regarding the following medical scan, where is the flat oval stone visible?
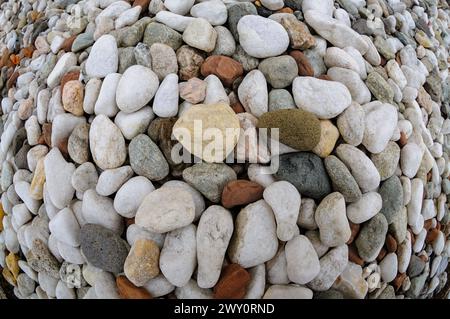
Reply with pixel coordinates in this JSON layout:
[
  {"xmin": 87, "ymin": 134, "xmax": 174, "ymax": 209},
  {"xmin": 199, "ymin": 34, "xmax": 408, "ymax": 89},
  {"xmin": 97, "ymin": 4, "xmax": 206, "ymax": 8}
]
[
  {"xmin": 275, "ymin": 152, "xmax": 331, "ymax": 200},
  {"xmin": 79, "ymin": 224, "xmax": 129, "ymax": 273},
  {"xmin": 129, "ymin": 134, "xmax": 169, "ymax": 181},
  {"xmin": 346, "ymin": 192, "xmax": 383, "ymax": 224},
  {"xmin": 124, "ymin": 239, "xmax": 160, "ymax": 287},
  {"xmin": 258, "ymin": 55, "xmax": 298, "ymax": 89},
  {"xmin": 135, "ymin": 187, "xmax": 195, "ymax": 233},
  {"xmin": 85, "ymin": 34, "xmax": 118, "ymax": 78},
  {"xmin": 324, "ymin": 155, "xmax": 362, "ymax": 203},
  {"xmin": 173, "ymin": 103, "xmax": 240, "ymax": 163},
  {"xmin": 221, "ymin": 180, "xmax": 264, "ymax": 209},
  {"xmin": 257, "ymin": 109, "xmax": 321, "ymax": 151},
  {"xmin": 379, "ymin": 175, "xmax": 404, "ymax": 224},
  {"xmin": 371, "ymin": 141, "xmax": 400, "ymax": 181},
  {"xmin": 285, "ymin": 235, "xmax": 320, "ymax": 285},
  {"xmin": 355, "ymin": 214, "xmax": 388, "ymax": 262}
]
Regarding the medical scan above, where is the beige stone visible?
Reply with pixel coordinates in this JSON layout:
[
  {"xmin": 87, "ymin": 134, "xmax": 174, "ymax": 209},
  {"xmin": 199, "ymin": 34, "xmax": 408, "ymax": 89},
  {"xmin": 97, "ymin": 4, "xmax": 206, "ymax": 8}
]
[
  {"xmin": 62, "ymin": 80, "xmax": 84, "ymax": 116},
  {"xmin": 173, "ymin": 103, "xmax": 240, "ymax": 162},
  {"xmin": 30, "ymin": 158, "xmax": 45, "ymax": 200},
  {"xmin": 124, "ymin": 239, "xmax": 160, "ymax": 287},
  {"xmin": 312, "ymin": 120, "xmax": 340, "ymax": 158}
]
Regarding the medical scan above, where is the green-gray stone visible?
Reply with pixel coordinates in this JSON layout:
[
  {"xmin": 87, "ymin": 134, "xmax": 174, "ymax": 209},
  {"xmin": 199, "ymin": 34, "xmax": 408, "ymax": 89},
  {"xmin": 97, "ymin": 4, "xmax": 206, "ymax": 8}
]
[
  {"xmin": 355, "ymin": 213, "xmax": 388, "ymax": 262},
  {"xmin": 143, "ymin": 22, "xmax": 183, "ymax": 51},
  {"xmin": 366, "ymin": 71, "xmax": 394, "ymax": 103},
  {"xmin": 379, "ymin": 175, "xmax": 404, "ymax": 224},
  {"xmin": 324, "ymin": 155, "xmax": 362, "ymax": 203},
  {"xmin": 72, "ymin": 32, "xmax": 94, "ymax": 53}
]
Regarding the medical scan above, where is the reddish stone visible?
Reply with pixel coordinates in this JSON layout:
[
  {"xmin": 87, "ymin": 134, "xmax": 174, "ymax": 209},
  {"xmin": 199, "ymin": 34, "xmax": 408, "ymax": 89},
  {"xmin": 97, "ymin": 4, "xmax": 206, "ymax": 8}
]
[
  {"xmin": 60, "ymin": 71, "xmax": 80, "ymax": 94},
  {"xmin": 376, "ymin": 248, "xmax": 387, "ymax": 262},
  {"xmin": 385, "ymin": 234, "xmax": 397, "ymax": 253},
  {"xmin": 393, "ymin": 272, "xmax": 406, "ymax": 291},
  {"xmin": 7, "ymin": 71, "xmax": 19, "ymax": 89},
  {"xmin": 221, "ymin": 180, "xmax": 264, "ymax": 209},
  {"xmin": 424, "ymin": 219, "xmax": 433, "ymax": 231},
  {"xmin": 125, "ymin": 218, "xmax": 135, "ymax": 227},
  {"xmin": 116, "ymin": 276, "xmax": 153, "ymax": 299},
  {"xmin": 0, "ymin": 48, "xmax": 10, "ymax": 68},
  {"xmin": 318, "ymin": 74, "xmax": 333, "ymax": 81},
  {"xmin": 42, "ymin": 123, "xmax": 52, "ymax": 147},
  {"xmin": 346, "ymin": 222, "xmax": 360, "ymax": 245},
  {"xmin": 10, "ymin": 54, "xmax": 20, "ymax": 65},
  {"xmin": 230, "ymin": 100, "xmax": 245, "ymax": 114},
  {"xmin": 399, "ymin": 131, "xmax": 407, "ymax": 147},
  {"xmin": 425, "ymin": 228, "xmax": 439, "ymax": 244},
  {"xmin": 436, "ymin": 222, "xmax": 441, "ymax": 231},
  {"xmin": 348, "ymin": 245, "xmax": 364, "ymax": 266},
  {"xmin": 277, "ymin": 7, "xmax": 293, "ymax": 14},
  {"xmin": 21, "ymin": 46, "xmax": 34, "ymax": 58},
  {"xmin": 213, "ymin": 264, "xmax": 251, "ymax": 299},
  {"xmin": 133, "ymin": 0, "xmax": 150, "ymax": 12},
  {"xmin": 289, "ymin": 51, "xmax": 314, "ymax": 76},
  {"xmin": 58, "ymin": 138, "xmax": 69, "ymax": 158},
  {"xmin": 61, "ymin": 35, "xmax": 77, "ymax": 52},
  {"xmin": 201, "ymin": 55, "xmax": 244, "ymax": 87}
]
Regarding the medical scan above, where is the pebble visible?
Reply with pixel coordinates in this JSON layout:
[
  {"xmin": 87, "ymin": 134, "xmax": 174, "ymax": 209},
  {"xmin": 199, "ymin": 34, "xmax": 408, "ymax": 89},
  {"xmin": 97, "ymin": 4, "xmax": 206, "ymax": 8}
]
[
  {"xmin": 190, "ymin": 1, "xmax": 227, "ymax": 26},
  {"xmin": 196, "ymin": 206, "xmax": 233, "ymax": 288},
  {"xmin": 293, "ymin": 76, "xmax": 352, "ymax": 119},
  {"xmin": 79, "ymin": 224, "xmax": 129, "ymax": 273},
  {"xmin": 114, "ymin": 107, "xmax": 154, "ymax": 140},
  {"xmin": 263, "ymin": 285, "xmax": 313, "ymax": 299},
  {"xmin": 153, "ymin": 73, "xmax": 179, "ymax": 117},
  {"xmin": 116, "ymin": 65, "xmax": 159, "ymax": 113},
  {"xmin": 85, "ymin": 34, "xmax": 118, "ymax": 78},
  {"xmin": 258, "ymin": 55, "xmax": 298, "ymax": 89},
  {"xmin": 179, "ymin": 78, "xmax": 207, "ymax": 104},
  {"xmin": 379, "ymin": 176, "xmax": 404, "ymax": 224},
  {"xmin": 68, "ymin": 123, "xmax": 90, "ymax": 165},
  {"xmin": 308, "ymin": 245, "xmax": 348, "ymax": 291},
  {"xmin": 355, "ymin": 214, "xmax": 388, "ymax": 262},
  {"xmin": 324, "ymin": 155, "xmax": 362, "ymax": 203},
  {"xmin": 160, "ymin": 224, "xmax": 197, "ymax": 287},
  {"xmin": 71, "ymin": 162, "xmax": 98, "ymax": 194},
  {"xmin": 183, "ymin": 18, "xmax": 217, "ymax": 53},
  {"xmin": 143, "ymin": 22, "xmax": 183, "ymax": 50},
  {"xmin": 94, "ymin": 73, "xmax": 121, "ymax": 117},
  {"xmin": 124, "ymin": 239, "xmax": 160, "ymax": 287},
  {"xmin": 275, "ymin": 152, "xmax": 331, "ymax": 200},
  {"xmin": 89, "ymin": 115, "xmax": 126, "ymax": 170},
  {"xmin": 371, "ymin": 142, "xmax": 400, "ymax": 181},
  {"xmin": 182, "ymin": 163, "xmax": 237, "ymax": 203},
  {"xmin": 380, "ymin": 253, "xmax": 398, "ymax": 283},
  {"xmin": 221, "ymin": 180, "xmax": 264, "ymax": 209},
  {"xmin": 238, "ymin": 70, "xmax": 268, "ymax": 117},
  {"xmin": 150, "ymin": 43, "xmax": 178, "ymax": 80},
  {"xmin": 114, "ymin": 176, "xmax": 154, "ymax": 218},
  {"xmin": 315, "ymin": 192, "xmax": 351, "ymax": 247},
  {"xmin": 263, "ymin": 181, "xmax": 301, "ymax": 242},
  {"xmin": 201, "ymin": 55, "xmax": 243, "ymax": 87},
  {"xmin": 285, "ymin": 235, "xmax": 320, "ymax": 284},
  {"xmin": 237, "ymin": 15, "xmax": 289, "ymax": 59},
  {"xmin": 135, "ymin": 187, "xmax": 195, "ymax": 234},
  {"xmin": 48, "ymin": 208, "xmax": 80, "ymax": 247},
  {"xmin": 228, "ymin": 200, "xmax": 278, "ymax": 268},
  {"xmin": 401, "ymin": 143, "xmax": 423, "ymax": 178},
  {"xmin": 346, "ymin": 192, "xmax": 383, "ymax": 224},
  {"xmin": 96, "ymin": 166, "xmax": 133, "ymax": 196},
  {"xmin": 62, "ymin": 80, "xmax": 84, "ymax": 116},
  {"xmin": 213, "ymin": 263, "xmax": 251, "ymax": 299}
]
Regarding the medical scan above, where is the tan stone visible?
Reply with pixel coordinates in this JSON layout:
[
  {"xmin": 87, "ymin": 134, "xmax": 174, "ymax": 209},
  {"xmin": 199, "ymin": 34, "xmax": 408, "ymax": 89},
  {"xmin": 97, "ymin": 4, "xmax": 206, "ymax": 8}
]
[
  {"xmin": 6, "ymin": 252, "xmax": 20, "ymax": 280},
  {"xmin": 62, "ymin": 80, "xmax": 84, "ymax": 116},
  {"xmin": 173, "ymin": 103, "xmax": 240, "ymax": 163},
  {"xmin": 124, "ymin": 239, "xmax": 160, "ymax": 287},
  {"xmin": 312, "ymin": 120, "xmax": 340, "ymax": 158},
  {"xmin": 30, "ymin": 158, "xmax": 45, "ymax": 200}
]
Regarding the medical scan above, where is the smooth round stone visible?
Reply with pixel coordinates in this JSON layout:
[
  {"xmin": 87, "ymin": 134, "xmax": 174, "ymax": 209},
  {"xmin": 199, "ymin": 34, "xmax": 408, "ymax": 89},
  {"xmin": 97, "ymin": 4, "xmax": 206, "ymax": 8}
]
[
  {"xmin": 257, "ymin": 109, "xmax": 321, "ymax": 151},
  {"xmin": 164, "ymin": 0, "xmax": 195, "ymax": 15},
  {"xmin": 371, "ymin": 142, "xmax": 400, "ymax": 181},
  {"xmin": 293, "ymin": 76, "xmax": 352, "ymax": 119},
  {"xmin": 85, "ymin": 35, "xmax": 118, "ymax": 78},
  {"xmin": 143, "ymin": 274, "xmax": 175, "ymax": 297},
  {"xmin": 337, "ymin": 102, "xmax": 365, "ymax": 146},
  {"xmin": 89, "ymin": 115, "xmax": 126, "ymax": 170},
  {"xmin": 190, "ymin": 0, "xmax": 227, "ymax": 26},
  {"xmin": 258, "ymin": 56, "xmax": 298, "ymax": 89},
  {"xmin": 228, "ymin": 200, "xmax": 278, "ymax": 268},
  {"xmin": 114, "ymin": 107, "xmax": 154, "ymax": 140},
  {"xmin": 315, "ymin": 192, "xmax": 351, "ymax": 247},
  {"xmin": 116, "ymin": 65, "xmax": 159, "ymax": 113},
  {"xmin": 71, "ymin": 162, "xmax": 98, "ymax": 194},
  {"xmin": 162, "ymin": 181, "xmax": 205, "ymax": 222},
  {"xmin": 124, "ymin": 239, "xmax": 160, "ymax": 287},
  {"xmin": 49, "ymin": 208, "xmax": 80, "ymax": 247},
  {"xmin": 336, "ymin": 144, "xmax": 381, "ymax": 193},
  {"xmin": 238, "ymin": 70, "xmax": 268, "ymax": 117},
  {"xmin": 237, "ymin": 15, "xmax": 289, "ymax": 58},
  {"xmin": 68, "ymin": 123, "xmax": 90, "ymax": 165},
  {"xmin": 82, "ymin": 189, "xmax": 124, "ymax": 234},
  {"xmin": 80, "ymin": 224, "xmax": 129, "ymax": 273},
  {"xmin": 212, "ymin": 26, "xmax": 236, "ymax": 56},
  {"xmin": 114, "ymin": 176, "xmax": 155, "ymax": 218},
  {"xmin": 153, "ymin": 74, "xmax": 179, "ymax": 118},
  {"xmin": 324, "ymin": 155, "xmax": 362, "ymax": 203},
  {"xmin": 182, "ymin": 163, "xmax": 237, "ymax": 203},
  {"xmin": 263, "ymin": 181, "xmax": 301, "ymax": 242},
  {"xmin": 174, "ymin": 279, "xmax": 213, "ymax": 299},
  {"xmin": 380, "ymin": 253, "xmax": 398, "ymax": 283},
  {"xmin": 324, "ymin": 47, "xmax": 360, "ymax": 73},
  {"xmin": 83, "ymin": 78, "xmax": 102, "ymax": 114},
  {"xmin": 150, "ymin": 43, "xmax": 178, "ymax": 80},
  {"xmin": 355, "ymin": 214, "xmax": 388, "ymax": 262},
  {"xmin": 182, "ymin": 18, "xmax": 217, "ymax": 52},
  {"xmin": 275, "ymin": 152, "xmax": 331, "ymax": 200},
  {"xmin": 312, "ymin": 120, "xmax": 340, "ymax": 158},
  {"xmin": 346, "ymin": 192, "xmax": 382, "ymax": 224},
  {"xmin": 44, "ymin": 148, "xmax": 76, "ymax": 209},
  {"xmin": 196, "ymin": 206, "xmax": 233, "ymax": 288},
  {"xmin": 129, "ymin": 134, "xmax": 169, "ymax": 181},
  {"xmin": 160, "ymin": 224, "xmax": 197, "ymax": 287},
  {"xmin": 266, "ymin": 246, "xmax": 289, "ymax": 285},
  {"xmin": 51, "ymin": 114, "xmax": 86, "ymax": 149},
  {"xmin": 327, "ymin": 67, "xmax": 371, "ymax": 105},
  {"xmin": 143, "ymin": 22, "xmax": 183, "ymax": 50},
  {"xmin": 297, "ymin": 198, "xmax": 318, "ymax": 230},
  {"xmin": 362, "ymin": 102, "xmax": 398, "ymax": 154},
  {"xmin": 401, "ymin": 143, "xmax": 423, "ymax": 178},
  {"xmin": 379, "ymin": 176, "xmax": 404, "ymax": 224},
  {"xmin": 268, "ymin": 89, "xmax": 295, "ymax": 111},
  {"xmin": 126, "ymin": 224, "xmax": 165, "ymax": 249},
  {"xmin": 263, "ymin": 285, "xmax": 313, "ymax": 299},
  {"xmin": 135, "ymin": 187, "xmax": 195, "ymax": 234},
  {"xmin": 17, "ymin": 273, "xmax": 35, "ymax": 297},
  {"xmin": 285, "ymin": 235, "xmax": 320, "ymax": 285},
  {"xmin": 308, "ymin": 245, "xmax": 348, "ymax": 292},
  {"xmin": 94, "ymin": 73, "xmax": 121, "ymax": 117},
  {"xmin": 96, "ymin": 166, "xmax": 133, "ymax": 196},
  {"xmin": 47, "ymin": 53, "xmax": 78, "ymax": 88},
  {"xmin": 154, "ymin": 10, "xmax": 196, "ymax": 33}
]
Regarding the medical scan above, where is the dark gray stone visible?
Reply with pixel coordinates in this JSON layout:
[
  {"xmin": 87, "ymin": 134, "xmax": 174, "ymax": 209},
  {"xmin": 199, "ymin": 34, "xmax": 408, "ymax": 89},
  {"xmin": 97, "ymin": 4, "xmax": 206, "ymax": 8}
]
[
  {"xmin": 379, "ymin": 175, "xmax": 404, "ymax": 224},
  {"xmin": 355, "ymin": 214, "xmax": 388, "ymax": 262},
  {"xmin": 227, "ymin": 2, "xmax": 257, "ymax": 41}
]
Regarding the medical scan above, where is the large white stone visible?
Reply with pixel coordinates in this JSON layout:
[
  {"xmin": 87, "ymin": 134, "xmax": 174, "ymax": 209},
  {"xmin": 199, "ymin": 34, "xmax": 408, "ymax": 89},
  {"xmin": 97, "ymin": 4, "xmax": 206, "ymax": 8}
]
[{"xmin": 85, "ymin": 35, "xmax": 118, "ymax": 78}]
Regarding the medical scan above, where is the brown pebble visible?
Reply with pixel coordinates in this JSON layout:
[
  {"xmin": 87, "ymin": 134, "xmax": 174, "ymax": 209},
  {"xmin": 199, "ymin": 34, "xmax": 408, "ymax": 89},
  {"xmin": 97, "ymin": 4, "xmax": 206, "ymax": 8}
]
[
  {"xmin": 346, "ymin": 222, "xmax": 360, "ymax": 245},
  {"xmin": 385, "ymin": 234, "xmax": 397, "ymax": 253},
  {"xmin": 289, "ymin": 51, "xmax": 314, "ymax": 76},
  {"xmin": 61, "ymin": 35, "xmax": 77, "ymax": 52},
  {"xmin": 425, "ymin": 228, "xmax": 439, "ymax": 244},
  {"xmin": 399, "ymin": 131, "xmax": 407, "ymax": 147},
  {"xmin": 125, "ymin": 218, "xmax": 135, "ymax": 227},
  {"xmin": 392, "ymin": 272, "xmax": 406, "ymax": 291},
  {"xmin": 7, "ymin": 71, "xmax": 19, "ymax": 89},
  {"xmin": 221, "ymin": 180, "xmax": 264, "ymax": 209},
  {"xmin": 376, "ymin": 247, "xmax": 387, "ymax": 262},
  {"xmin": 423, "ymin": 219, "xmax": 433, "ymax": 231},
  {"xmin": 213, "ymin": 264, "xmax": 251, "ymax": 299},
  {"xmin": 277, "ymin": 7, "xmax": 293, "ymax": 14},
  {"xmin": 230, "ymin": 100, "xmax": 245, "ymax": 114},
  {"xmin": 348, "ymin": 245, "xmax": 364, "ymax": 266},
  {"xmin": 318, "ymin": 74, "xmax": 333, "ymax": 81},
  {"xmin": 60, "ymin": 71, "xmax": 80, "ymax": 94},
  {"xmin": 201, "ymin": 55, "xmax": 244, "ymax": 87},
  {"xmin": 42, "ymin": 123, "xmax": 52, "ymax": 147},
  {"xmin": 116, "ymin": 276, "xmax": 153, "ymax": 299}
]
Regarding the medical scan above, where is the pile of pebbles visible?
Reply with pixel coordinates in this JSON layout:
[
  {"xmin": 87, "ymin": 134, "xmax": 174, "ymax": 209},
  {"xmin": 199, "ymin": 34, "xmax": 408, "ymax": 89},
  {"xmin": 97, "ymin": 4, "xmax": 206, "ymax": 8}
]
[{"xmin": 1, "ymin": 0, "xmax": 450, "ymax": 299}]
